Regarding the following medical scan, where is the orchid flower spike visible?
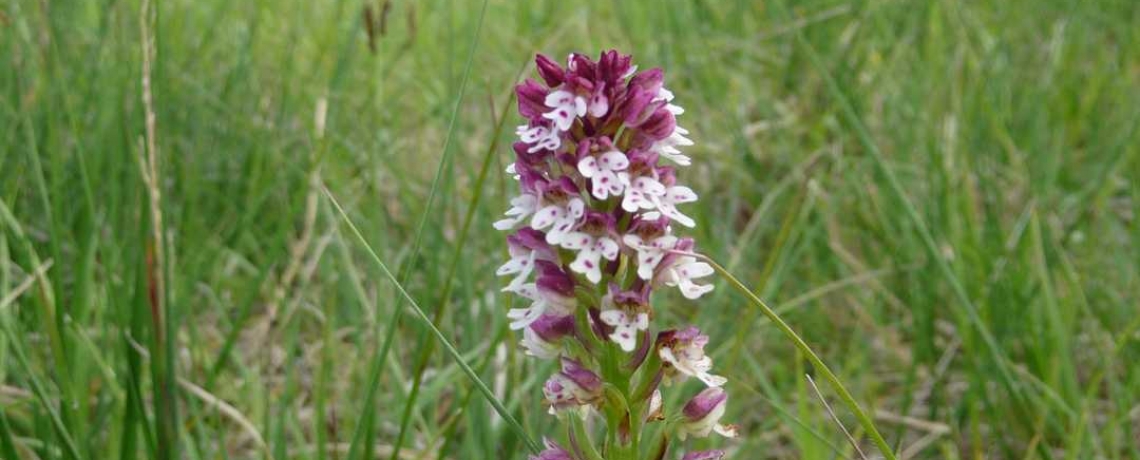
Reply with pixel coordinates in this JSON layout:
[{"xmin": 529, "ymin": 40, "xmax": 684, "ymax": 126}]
[{"xmin": 496, "ymin": 49, "xmax": 736, "ymax": 459}]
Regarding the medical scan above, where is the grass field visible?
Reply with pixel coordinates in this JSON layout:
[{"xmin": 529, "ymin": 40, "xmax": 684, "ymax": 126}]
[{"xmin": 2, "ymin": 0, "xmax": 1139, "ymax": 458}]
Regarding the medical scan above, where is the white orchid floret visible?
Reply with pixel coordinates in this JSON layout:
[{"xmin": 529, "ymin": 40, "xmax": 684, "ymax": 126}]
[
  {"xmin": 516, "ymin": 124, "xmax": 562, "ymax": 152},
  {"xmin": 622, "ymin": 233, "xmax": 678, "ymax": 280},
  {"xmin": 616, "ymin": 157, "xmax": 698, "ymax": 227},
  {"xmin": 644, "ymin": 185, "xmax": 698, "ymax": 228},
  {"xmin": 586, "ymin": 83, "xmax": 609, "ymax": 118},
  {"xmin": 562, "ymin": 233, "xmax": 619, "ymax": 284},
  {"xmin": 531, "ymin": 198, "xmax": 584, "ymax": 245},
  {"xmin": 599, "ymin": 308, "xmax": 649, "ymax": 352},
  {"xmin": 657, "ymin": 253, "xmax": 714, "ymax": 299},
  {"xmin": 496, "ymin": 228, "xmax": 557, "ymax": 291},
  {"xmin": 598, "ymin": 286, "xmax": 652, "ymax": 352},
  {"xmin": 654, "ymin": 87, "xmax": 685, "ymax": 115},
  {"xmin": 519, "ymin": 177, "xmax": 586, "ymax": 245},
  {"xmin": 505, "ymin": 264, "xmax": 576, "ymax": 330},
  {"xmin": 620, "ymin": 175, "xmax": 667, "ymax": 213},
  {"xmin": 658, "ymin": 326, "xmax": 726, "ymax": 387},
  {"xmin": 650, "ymin": 125, "xmax": 694, "ymax": 166},
  {"xmin": 542, "ymin": 90, "xmax": 587, "ymax": 131},
  {"xmin": 493, "ymin": 193, "xmax": 538, "ymax": 231},
  {"xmin": 558, "ymin": 211, "xmax": 621, "ymax": 284},
  {"xmin": 577, "ymin": 149, "xmax": 630, "ymax": 200}
]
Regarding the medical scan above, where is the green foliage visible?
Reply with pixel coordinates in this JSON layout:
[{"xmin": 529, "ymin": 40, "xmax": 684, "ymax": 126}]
[{"xmin": 1, "ymin": 0, "xmax": 1137, "ymax": 458}]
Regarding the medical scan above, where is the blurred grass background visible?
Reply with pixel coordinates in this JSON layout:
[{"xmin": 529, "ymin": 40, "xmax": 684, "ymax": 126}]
[{"xmin": 2, "ymin": 0, "xmax": 1139, "ymax": 458}]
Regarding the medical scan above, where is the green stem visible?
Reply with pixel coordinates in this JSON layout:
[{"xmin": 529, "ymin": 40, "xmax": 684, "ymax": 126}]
[
  {"xmin": 570, "ymin": 416, "xmax": 605, "ymax": 460},
  {"xmin": 705, "ymin": 258, "xmax": 898, "ymax": 460}
]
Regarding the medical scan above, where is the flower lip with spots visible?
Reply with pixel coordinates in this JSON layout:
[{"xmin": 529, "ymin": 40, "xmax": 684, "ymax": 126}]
[
  {"xmin": 651, "ymin": 238, "xmax": 715, "ymax": 299},
  {"xmin": 529, "ymin": 177, "xmax": 586, "ymax": 245},
  {"xmin": 506, "ymin": 261, "xmax": 577, "ymax": 330},
  {"xmin": 496, "ymin": 227, "xmax": 558, "ymax": 292},
  {"xmin": 561, "ymin": 211, "xmax": 621, "ymax": 284},
  {"xmin": 575, "ymin": 137, "xmax": 630, "ymax": 200},
  {"xmin": 599, "ymin": 283, "xmax": 653, "ymax": 352}
]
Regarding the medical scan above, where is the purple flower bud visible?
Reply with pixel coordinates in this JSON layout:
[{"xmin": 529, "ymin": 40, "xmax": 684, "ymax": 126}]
[
  {"xmin": 616, "ymin": 88, "xmax": 659, "ymax": 127},
  {"xmin": 638, "ymin": 108, "xmax": 677, "ymax": 141},
  {"xmin": 569, "ymin": 75, "xmax": 596, "ymax": 93},
  {"xmin": 683, "ymin": 387, "xmax": 727, "ymax": 421},
  {"xmin": 598, "ymin": 49, "xmax": 634, "ymax": 85},
  {"xmin": 535, "ymin": 54, "xmax": 566, "ymax": 87},
  {"xmin": 568, "ymin": 53, "xmax": 598, "ymax": 80},
  {"xmin": 507, "ymin": 228, "xmax": 558, "ymax": 262},
  {"xmin": 610, "ymin": 281, "xmax": 650, "ymax": 307},
  {"xmin": 560, "ymin": 357, "xmax": 602, "ymax": 392},
  {"xmin": 574, "ymin": 137, "xmax": 593, "ymax": 160},
  {"xmin": 682, "ymin": 450, "xmax": 727, "ymax": 460},
  {"xmin": 531, "ymin": 313, "xmax": 575, "ymax": 341},
  {"xmin": 536, "ymin": 260, "xmax": 575, "ymax": 298},
  {"xmin": 529, "ymin": 438, "xmax": 573, "ymax": 460},
  {"xmin": 544, "ymin": 357, "xmax": 603, "ymax": 412},
  {"xmin": 521, "ymin": 313, "xmax": 575, "ymax": 359},
  {"xmin": 515, "ymin": 162, "xmax": 547, "ymax": 191},
  {"xmin": 656, "ymin": 165, "xmax": 678, "ymax": 187},
  {"xmin": 628, "ymin": 68, "xmax": 664, "ymax": 94},
  {"xmin": 511, "ymin": 142, "xmax": 547, "ymax": 168},
  {"xmin": 679, "ymin": 387, "xmax": 737, "ymax": 440},
  {"xmin": 517, "ymin": 79, "xmax": 550, "ymax": 120},
  {"xmin": 577, "ymin": 210, "xmax": 617, "ymax": 235},
  {"xmin": 541, "ymin": 176, "xmax": 581, "ymax": 199}
]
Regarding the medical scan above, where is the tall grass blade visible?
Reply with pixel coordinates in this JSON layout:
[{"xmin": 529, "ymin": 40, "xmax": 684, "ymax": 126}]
[
  {"xmin": 389, "ymin": 86, "xmax": 516, "ymax": 460},
  {"xmin": 343, "ymin": 0, "xmax": 492, "ymax": 458},
  {"xmin": 771, "ymin": 0, "xmax": 1028, "ymax": 416},
  {"xmin": 0, "ymin": 322, "xmax": 84, "ymax": 460},
  {"xmin": 324, "ymin": 188, "xmax": 542, "ymax": 454},
  {"xmin": 705, "ymin": 257, "xmax": 898, "ymax": 460}
]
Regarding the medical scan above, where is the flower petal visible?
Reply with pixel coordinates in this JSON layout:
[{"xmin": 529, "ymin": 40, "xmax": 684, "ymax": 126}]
[
  {"xmin": 577, "ymin": 156, "xmax": 600, "ymax": 178},
  {"xmin": 597, "ymin": 237, "xmax": 620, "ymax": 260},
  {"xmin": 530, "ymin": 205, "xmax": 563, "ymax": 230},
  {"xmin": 599, "ymin": 150, "xmax": 629, "ymax": 171},
  {"xmin": 667, "ymin": 186, "xmax": 698, "ymax": 203}
]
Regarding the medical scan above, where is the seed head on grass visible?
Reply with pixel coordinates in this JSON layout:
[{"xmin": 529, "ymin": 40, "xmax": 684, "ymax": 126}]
[{"xmin": 495, "ymin": 50, "xmax": 735, "ymax": 459}]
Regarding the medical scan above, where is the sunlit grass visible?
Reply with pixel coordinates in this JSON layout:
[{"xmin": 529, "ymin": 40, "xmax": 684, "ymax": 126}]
[{"xmin": 1, "ymin": 0, "xmax": 1138, "ymax": 458}]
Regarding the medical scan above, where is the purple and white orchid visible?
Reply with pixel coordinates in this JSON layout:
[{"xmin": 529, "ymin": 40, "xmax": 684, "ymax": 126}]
[{"xmin": 496, "ymin": 50, "xmax": 737, "ymax": 459}]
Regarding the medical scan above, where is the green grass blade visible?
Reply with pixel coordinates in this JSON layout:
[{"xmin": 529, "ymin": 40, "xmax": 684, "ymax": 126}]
[
  {"xmin": 0, "ymin": 410, "xmax": 19, "ymax": 460},
  {"xmin": 771, "ymin": 0, "xmax": 1029, "ymax": 417},
  {"xmin": 324, "ymin": 188, "xmax": 542, "ymax": 454},
  {"xmin": 389, "ymin": 81, "xmax": 514, "ymax": 460},
  {"xmin": 705, "ymin": 257, "xmax": 897, "ymax": 460},
  {"xmin": 343, "ymin": 1, "xmax": 492, "ymax": 458},
  {"xmin": 0, "ymin": 322, "xmax": 84, "ymax": 460}
]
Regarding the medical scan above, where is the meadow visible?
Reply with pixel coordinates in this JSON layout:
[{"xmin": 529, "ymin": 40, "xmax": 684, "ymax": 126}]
[{"xmin": 1, "ymin": 0, "xmax": 1138, "ymax": 458}]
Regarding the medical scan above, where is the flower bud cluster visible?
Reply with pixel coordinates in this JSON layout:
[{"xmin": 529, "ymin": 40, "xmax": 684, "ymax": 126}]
[{"xmin": 495, "ymin": 50, "xmax": 736, "ymax": 459}]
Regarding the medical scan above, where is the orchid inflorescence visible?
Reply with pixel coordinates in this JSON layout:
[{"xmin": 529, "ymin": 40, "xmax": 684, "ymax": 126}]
[{"xmin": 495, "ymin": 50, "xmax": 736, "ymax": 460}]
